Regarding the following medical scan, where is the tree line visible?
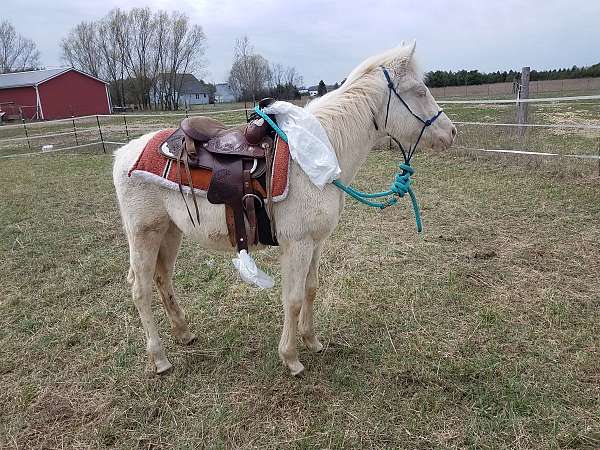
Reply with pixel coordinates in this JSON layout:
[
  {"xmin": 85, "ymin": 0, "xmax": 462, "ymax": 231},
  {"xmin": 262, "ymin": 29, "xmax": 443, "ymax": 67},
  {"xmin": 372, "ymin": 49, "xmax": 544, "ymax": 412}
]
[
  {"xmin": 425, "ymin": 63, "xmax": 600, "ymax": 88},
  {"xmin": 1, "ymin": 16, "xmax": 304, "ymax": 109},
  {"xmin": 5, "ymin": 16, "xmax": 600, "ymax": 106},
  {"xmin": 60, "ymin": 8, "xmax": 206, "ymax": 110}
]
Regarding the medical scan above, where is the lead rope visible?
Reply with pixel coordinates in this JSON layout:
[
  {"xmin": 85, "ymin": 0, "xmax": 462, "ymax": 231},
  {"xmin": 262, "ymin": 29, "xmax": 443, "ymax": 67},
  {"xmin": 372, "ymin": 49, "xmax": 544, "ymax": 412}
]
[{"xmin": 331, "ymin": 162, "xmax": 422, "ymax": 232}]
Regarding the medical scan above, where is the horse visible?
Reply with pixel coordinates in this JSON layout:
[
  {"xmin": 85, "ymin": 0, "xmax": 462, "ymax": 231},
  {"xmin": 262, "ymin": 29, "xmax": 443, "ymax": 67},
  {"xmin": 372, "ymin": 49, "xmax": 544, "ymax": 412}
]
[{"xmin": 112, "ymin": 41, "xmax": 457, "ymax": 376}]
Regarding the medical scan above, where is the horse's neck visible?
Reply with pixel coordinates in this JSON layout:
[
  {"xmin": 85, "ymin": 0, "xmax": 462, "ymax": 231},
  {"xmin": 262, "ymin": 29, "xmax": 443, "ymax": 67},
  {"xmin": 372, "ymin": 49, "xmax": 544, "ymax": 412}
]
[{"xmin": 310, "ymin": 90, "xmax": 382, "ymax": 184}]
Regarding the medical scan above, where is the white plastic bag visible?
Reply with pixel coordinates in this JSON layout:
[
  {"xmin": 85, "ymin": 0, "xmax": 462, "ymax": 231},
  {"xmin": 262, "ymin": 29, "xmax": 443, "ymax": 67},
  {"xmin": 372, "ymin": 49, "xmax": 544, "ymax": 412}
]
[
  {"xmin": 262, "ymin": 101, "xmax": 341, "ymax": 189},
  {"xmin": 232, "ymin": 250, "xmax": 274, "ymax": 289}
]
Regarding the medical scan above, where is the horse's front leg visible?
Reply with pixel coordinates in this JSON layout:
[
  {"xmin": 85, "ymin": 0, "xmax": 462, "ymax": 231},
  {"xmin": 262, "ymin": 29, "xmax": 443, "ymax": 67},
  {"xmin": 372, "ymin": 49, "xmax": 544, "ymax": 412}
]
[
  {"xmin": 278, "ymin": 239, "xmax": 313, "ymax": 376},
  {"xmin": 298, "ymin": 241, "xmax": 324, "ymax": 353}
]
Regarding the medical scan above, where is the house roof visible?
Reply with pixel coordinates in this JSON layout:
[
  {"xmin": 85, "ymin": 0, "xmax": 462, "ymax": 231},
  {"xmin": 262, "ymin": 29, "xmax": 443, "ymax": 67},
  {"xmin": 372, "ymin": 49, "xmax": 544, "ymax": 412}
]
[
  {"xmin": 0, "ymin": 67, "xmax": 108, "ymax": 89},
  {"xmin": 215, "ymin": 83, "xmax": 233, "ymax": 94},
  {"xmin": 172, "ymin": 74, "xmax": 211, "ymax": 94}
]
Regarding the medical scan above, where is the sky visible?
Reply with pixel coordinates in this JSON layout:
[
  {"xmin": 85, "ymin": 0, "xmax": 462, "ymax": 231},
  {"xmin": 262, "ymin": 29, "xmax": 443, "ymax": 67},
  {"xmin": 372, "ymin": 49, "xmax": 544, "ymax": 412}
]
[{"xmin": 4, "ymin": 0, "xmax": 600, "ymax": 87}]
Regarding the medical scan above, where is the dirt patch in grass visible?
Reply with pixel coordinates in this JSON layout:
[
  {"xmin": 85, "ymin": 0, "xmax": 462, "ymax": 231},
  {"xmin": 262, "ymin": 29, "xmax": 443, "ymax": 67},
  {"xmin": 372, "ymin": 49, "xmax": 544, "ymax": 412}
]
[{"xmin": 14, "ymin": 385, "xmax": 112, "ymax": 449}]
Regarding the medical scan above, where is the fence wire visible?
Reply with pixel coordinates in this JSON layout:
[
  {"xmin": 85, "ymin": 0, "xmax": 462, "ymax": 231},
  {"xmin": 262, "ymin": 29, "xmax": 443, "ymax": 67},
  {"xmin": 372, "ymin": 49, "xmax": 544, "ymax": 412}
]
[{"xmin": 0, "ymin": 97, "xmax": 599, "ymax": 165}]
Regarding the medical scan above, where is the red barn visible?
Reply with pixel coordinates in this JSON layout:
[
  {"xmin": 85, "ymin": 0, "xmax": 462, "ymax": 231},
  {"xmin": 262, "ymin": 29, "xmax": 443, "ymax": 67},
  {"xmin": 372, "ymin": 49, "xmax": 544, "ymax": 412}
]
[{"xmin": 0, "ymin": 68, "xmax": 111, "ymax": 120}]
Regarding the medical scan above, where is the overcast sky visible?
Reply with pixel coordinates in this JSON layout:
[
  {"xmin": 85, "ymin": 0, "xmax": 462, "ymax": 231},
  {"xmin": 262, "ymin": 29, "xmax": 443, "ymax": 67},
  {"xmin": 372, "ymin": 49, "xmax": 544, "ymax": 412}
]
[{"xmin": 5, "ymin": 0, "xmax": 600, "ymax": 86}]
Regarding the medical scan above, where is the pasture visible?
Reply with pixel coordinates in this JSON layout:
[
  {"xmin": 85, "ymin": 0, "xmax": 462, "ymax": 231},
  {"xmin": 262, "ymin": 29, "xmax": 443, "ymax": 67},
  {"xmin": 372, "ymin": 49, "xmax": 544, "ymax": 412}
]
[{"xmin": 1, "ymin": 100, "xmax": 600, "ymax": 448}]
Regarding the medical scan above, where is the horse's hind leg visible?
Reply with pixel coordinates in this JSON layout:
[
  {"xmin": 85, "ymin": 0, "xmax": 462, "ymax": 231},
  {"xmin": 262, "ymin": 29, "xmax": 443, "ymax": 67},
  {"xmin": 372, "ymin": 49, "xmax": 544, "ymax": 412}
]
[
  {"xmin": 128, "ymin": 220, "xmax": 172, "ymax": 374},
  {"xmin": 154, "ymin": 221, "xmax": 196, "ymax": 345},
  {"xmin": 279, "ymin": 239, "xmax": 313, "ymax": 376},
  {"xmin": 299, "ymin": 242, "xmax": 324, "ymax": 353}
]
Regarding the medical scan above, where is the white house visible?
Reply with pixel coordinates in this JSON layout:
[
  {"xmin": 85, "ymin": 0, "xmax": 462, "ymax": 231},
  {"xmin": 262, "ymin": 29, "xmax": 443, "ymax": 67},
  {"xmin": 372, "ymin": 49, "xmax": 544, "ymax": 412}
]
[
  {"xmin": 173, "ymin": 74, "xmax": 211, "ymax": 106},
  {"xmin": 215, "ymin": 83, "xmax": 235, "ymax": 103}
]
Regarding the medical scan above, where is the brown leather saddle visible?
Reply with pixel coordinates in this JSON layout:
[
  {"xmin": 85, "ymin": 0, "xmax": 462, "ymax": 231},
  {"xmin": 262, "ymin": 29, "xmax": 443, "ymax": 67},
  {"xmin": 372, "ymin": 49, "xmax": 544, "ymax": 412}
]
[{"xmin": 159, "ymin": 98, "xmax": 278, "ymax": 252}]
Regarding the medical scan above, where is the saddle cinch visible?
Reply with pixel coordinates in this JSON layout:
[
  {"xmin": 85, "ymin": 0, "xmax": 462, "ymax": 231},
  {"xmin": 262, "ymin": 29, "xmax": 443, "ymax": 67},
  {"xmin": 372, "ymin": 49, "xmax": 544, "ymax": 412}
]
[{"xmin": 159, "ymin": 99, "xmax": 279, "ymax": 252}]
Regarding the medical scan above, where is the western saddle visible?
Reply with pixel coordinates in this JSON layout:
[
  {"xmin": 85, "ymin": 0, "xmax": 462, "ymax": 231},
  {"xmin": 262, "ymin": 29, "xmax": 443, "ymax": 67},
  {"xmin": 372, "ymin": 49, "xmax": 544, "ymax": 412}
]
[{"xmin": 160, "ymin": 98, "xmax": 279, "ymax": 252}]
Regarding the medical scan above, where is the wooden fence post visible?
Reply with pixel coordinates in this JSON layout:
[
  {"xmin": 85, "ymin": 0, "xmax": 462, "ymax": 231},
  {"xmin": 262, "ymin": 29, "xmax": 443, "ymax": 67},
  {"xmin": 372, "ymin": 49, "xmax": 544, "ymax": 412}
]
[
  {"xmin": 21, "ymin": 115, "xmax": 31, "ymax": 151},
  {"xmin": 96, "ymin": 115, "xmax": 106, "ymax": 153},
  {"xmin": 72, "ymin": 117, "xmax": 79, "ymax": 146},
  {"xmin": 123, "ymin": 114, "xmax": 129, "ymax": 138},
  {"xmin": 516, "ymin": 66, "xmax": 530, "ymax": 137}
]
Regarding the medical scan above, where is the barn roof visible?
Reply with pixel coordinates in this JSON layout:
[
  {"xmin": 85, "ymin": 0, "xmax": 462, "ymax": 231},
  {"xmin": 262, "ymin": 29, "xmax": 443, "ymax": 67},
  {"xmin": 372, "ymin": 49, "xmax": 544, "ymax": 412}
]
[{"xmin": 0, "ymin": 68, "xmax": 108, "ymax": 89}]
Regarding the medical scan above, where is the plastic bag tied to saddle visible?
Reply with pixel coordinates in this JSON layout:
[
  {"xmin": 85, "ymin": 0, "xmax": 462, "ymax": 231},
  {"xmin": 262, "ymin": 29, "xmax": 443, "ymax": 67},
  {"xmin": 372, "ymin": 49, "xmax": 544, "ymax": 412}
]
[
  {"xmin": 262, "ymin": 101, "xmax": 341, "ymax": 189},
  {"xmin": 232, "ymin": 250, "xmax": 274, "ymax": 289},
  {"xmin": 233, "ymin": 102, "xmax": 338, "ymax": 289}
]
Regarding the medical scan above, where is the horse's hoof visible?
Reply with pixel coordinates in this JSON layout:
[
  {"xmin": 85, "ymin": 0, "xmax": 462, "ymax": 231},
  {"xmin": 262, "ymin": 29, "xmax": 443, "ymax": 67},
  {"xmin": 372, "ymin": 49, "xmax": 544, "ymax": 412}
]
[
  {"xmin": 302, "ymin": 337, "xmax": 323, "ymax": 353},
  {"xmin": 155, "ymin": 358, "xmax": 173, "ymax": 374},
  {"xmin": 289, "ymin": 361, "xmax": 305, "ymax": 377},
  {"xmin": 180, "ymin": 332, "xmax": 197, "ymax": 346}
]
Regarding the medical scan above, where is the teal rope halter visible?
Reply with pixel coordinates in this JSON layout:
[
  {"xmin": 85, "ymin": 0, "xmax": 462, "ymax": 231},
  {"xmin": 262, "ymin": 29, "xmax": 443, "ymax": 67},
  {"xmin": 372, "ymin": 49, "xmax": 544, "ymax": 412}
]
[{"xmin": 253, "ymin": 72, "xmax": 444, "ymax": 234}]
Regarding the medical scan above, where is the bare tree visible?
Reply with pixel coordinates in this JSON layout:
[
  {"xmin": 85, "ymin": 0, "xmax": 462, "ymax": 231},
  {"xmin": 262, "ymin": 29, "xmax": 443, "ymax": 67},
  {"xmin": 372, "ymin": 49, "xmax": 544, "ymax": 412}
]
[
  {"xmin": 96, "ymin": 9, "xmax": 130, "ymax": 107},
  {"xmin": 122, "ymin": 7, "xmax": 157, "ymax": 109},
  {"xmin": 284, "ymin": 66, "xmax": 302, "ymax": 88},
  {"xmin": 267, "ymin": 63, "xmax": 302, "ymax": 100},
  {"xmin": 228, "ymin": 36, "xmax": 272, "ymax": 102},
  {"xmin": 61, "ymin": 22, "xmax": 102, "ymax": 78},
  {"xmin": 271, "ymin": 63, "xmax": 285, "ymax": 88},
  {"xmin": 157, "ymin": 11, "xmax": 206, "ymax": 110},
  {"xmin": 61, "ymin": 8, "xmax": 206, "ymax": 110},
  {"xmin": 0, "ymin": 21, "xmax": 41, "ymax": 73}
]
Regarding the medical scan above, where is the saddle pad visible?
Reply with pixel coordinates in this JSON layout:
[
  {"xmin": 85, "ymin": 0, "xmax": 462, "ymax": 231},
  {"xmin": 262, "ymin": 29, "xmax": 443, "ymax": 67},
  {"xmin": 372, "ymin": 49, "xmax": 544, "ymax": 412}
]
[{"xmin": 128, "ymin": 129, "xmax": 290, "ymax": 202}]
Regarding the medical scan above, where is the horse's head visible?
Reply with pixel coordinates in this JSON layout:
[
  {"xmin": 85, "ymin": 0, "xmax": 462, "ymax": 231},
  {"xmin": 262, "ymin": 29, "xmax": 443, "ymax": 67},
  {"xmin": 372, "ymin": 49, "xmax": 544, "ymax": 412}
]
[{"xmin": 347, "ymin": 41, "xmax": 456, "ymax": 152}]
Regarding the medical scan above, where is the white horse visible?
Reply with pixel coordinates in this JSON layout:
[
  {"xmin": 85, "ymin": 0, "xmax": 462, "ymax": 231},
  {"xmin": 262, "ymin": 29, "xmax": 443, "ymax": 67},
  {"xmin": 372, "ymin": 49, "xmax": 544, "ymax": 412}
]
[{"xmin": 113, "ymin": 42, "xmax": 456, "ymax": 375}]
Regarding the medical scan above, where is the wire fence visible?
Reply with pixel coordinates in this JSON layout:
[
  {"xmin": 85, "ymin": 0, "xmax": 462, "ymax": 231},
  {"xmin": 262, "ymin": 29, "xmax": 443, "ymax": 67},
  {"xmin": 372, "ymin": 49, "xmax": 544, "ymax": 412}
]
[
  {"xmin": 0, "ymin": 107, "xmax": 249, "ymax": 158},
  {"xmin": 1, "ymin": 97, "xmax": 599, "ymax": 174},
  {"xmin": 438, "ymin": 95, "xmax": 600, "ymax": 172},
  {"xmin": 429, "ymin": 76, "xmax": 600, "ymax": 99}
]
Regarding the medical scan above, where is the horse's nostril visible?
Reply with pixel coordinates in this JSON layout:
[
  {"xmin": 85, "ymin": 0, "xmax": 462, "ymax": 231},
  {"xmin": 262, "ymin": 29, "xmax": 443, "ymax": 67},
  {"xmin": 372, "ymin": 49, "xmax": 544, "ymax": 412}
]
[{"xmin": 451, "ymin": 127, "xmax": 457, "ymax": 139}]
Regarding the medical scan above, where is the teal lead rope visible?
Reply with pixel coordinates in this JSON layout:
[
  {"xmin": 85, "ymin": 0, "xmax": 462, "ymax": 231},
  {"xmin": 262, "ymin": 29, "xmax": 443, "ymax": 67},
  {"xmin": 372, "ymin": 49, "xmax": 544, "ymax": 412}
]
[
  {"xmin": 254, "ymin": 105, "xmax": 423, "ymax": 233},
  {"xmin": 332, "ymin": 164, "xmax": 422, "ymax": 232}
]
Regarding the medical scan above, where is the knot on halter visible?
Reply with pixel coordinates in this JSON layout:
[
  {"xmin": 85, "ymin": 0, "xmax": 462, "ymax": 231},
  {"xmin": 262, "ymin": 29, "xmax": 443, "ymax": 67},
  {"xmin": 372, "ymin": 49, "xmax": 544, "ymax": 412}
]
[{"xmin": 390, "ymin": 163, "xmax": 415, "ymax": 197}]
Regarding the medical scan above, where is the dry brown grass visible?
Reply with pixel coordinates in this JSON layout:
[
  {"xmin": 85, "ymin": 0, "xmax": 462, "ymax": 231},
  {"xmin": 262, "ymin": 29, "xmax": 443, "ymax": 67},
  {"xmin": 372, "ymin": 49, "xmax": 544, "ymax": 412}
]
[{"xmin": 1, "ymin": 143, "xmax": 599, "ymax": 448}]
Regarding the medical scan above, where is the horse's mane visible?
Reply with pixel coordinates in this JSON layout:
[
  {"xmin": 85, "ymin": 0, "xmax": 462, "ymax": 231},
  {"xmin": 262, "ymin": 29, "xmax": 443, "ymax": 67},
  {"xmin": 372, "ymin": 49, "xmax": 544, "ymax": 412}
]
[{"xmin": 306, "ymin": 43, "xmax": 422, "ymax": 160}]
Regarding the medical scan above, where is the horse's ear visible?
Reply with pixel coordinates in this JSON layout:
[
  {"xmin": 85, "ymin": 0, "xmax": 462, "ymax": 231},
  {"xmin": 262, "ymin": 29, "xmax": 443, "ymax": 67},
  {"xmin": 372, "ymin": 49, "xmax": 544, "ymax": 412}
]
[
  {"xmin": 386, "ymin": 40, "xmax": 416, "ymax": 71},
  {"xmin": 407, "ymin": 40, "xmax": 416, "ymax": 61}
]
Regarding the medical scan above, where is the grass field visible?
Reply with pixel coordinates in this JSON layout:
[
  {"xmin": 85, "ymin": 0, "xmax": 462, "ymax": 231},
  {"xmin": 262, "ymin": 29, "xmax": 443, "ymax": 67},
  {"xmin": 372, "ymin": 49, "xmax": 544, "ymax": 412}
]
[{"xmin": 1, "ymin": 134, "xmax": 599, "ymax": 448}]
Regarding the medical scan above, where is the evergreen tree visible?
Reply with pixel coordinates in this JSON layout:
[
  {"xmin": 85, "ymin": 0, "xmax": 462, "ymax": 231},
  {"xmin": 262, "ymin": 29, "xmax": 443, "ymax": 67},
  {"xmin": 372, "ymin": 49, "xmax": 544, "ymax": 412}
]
[{"xmin": 317, "ymin": 80, "xmax": 327, "ymax": 96}]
